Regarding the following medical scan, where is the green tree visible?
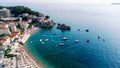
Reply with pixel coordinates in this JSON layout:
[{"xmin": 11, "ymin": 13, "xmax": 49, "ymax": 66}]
[{"xmin": 45, "ymin": 15, "xmax": 50, "ymax": 20}]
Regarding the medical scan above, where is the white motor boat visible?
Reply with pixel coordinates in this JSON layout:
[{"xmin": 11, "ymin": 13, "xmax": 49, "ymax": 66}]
[{"xmin": 74, "ymin": 40, "xmax": 79, "ymax": 43}]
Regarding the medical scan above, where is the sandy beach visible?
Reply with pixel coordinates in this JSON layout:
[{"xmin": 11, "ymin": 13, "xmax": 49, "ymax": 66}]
[
  {"xmin": 21, "ymin": 45, "xmax": 46, "ymax": 68},
  {"xmin": 27, "ymin": 27, "xmax": 39, "ymax": 34},
  {"xmin": 19, "ymin": 27, "xmax": 46, "ymax": 68}
]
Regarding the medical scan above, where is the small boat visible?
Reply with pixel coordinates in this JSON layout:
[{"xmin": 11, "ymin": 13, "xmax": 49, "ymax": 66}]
[
  {"xmin": 103, "ymin": 39, "xmax": 105, "ymax": 41},
  {"xmin": 86, "ymin": 40, "xmax": 90, "ymax": 43},
  {"xmin": 41, "ymin": 42, "xmax": 45, "ymax": 44},
  {"xmin": 40, "ymin": 39, "xmax": 43, "ymax": 42},
  {"xmin": 62, "ymin": 37, "xmax": 68, "ymax": 40},
  {"xmin": 43, "ymin": 35, "xmax": 46, "ymax": 37},
  {"xmin": 53, "ymin": 33, "xmax": 56, "ymax": 35},
  {"xmin": 45, "ymin": 39, "xmax": 49, "ymax": 42},
  {"xmin": 50, "ymin": 36, "xmax": 53, "ymax": 38},
  {"xmin": 98, "ymin": 36, "xmax": 100, "ymax": 39},
  {"xmin": 78, "ymin": 29, "xmax": 80, "ymax": 31},
  {"xmin": 86, "ymin": 29, "xmax": 89, "ymax": 32},
  {"xmin": 51, "ymin": 40, "xmax": 54, "ymax": 41},
  {"xmin": 74, "ymin": 40, "xmax": 79, "ymax": 43},
  {"xmin": 59, "ymin": 43, "xmax": 64, "ymax": 46}
]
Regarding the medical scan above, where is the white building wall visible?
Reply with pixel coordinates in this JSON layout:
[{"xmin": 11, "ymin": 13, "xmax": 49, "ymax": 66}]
[
  {"xmin": 9, "ymin": 24, "xmax": 17, "ymax": 32},
  {"xmin": 0, "ymin": 29, "xmax": 11, "ymax": 35},
  {"xmin": 0, "ymin": 8, "xmax": 11, "ymax": 17},
  {"xmin": 19, "ymin": 23, "xmax": 24, "ymax": 29}
]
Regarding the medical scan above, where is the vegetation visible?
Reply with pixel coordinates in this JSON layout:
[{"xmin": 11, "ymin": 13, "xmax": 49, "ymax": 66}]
[
  {"xmin": 27, "ymin": 22, "xmax": 36, "ymax": 29},
  {"xmin": 4, "ymin": 45, "xmax": 16, "ymax": 58},
  {"xmin": 45, "ymin": 15, "xmax": 50, "ymax": 20},
  {"xmin": 5, "ymin": 54, "xmax": 16, "ymax": 58},
  {"xmin": 0, "ymin": 33, "xmax": 9, "ymax": 37},
  {"xmin": 5, "ymin": 45, "xmax": 11, "ymax": 54},
  {"xmin": 0, "ymin": 6, "xmax": 41, "ymax": 17},
  {"xmin": 16, "ymin": 23, "xmax": 25, "ymax": 32},
  {"xmin": 16, "ymin": 23, "xmax": 20, "ymax": 28}
]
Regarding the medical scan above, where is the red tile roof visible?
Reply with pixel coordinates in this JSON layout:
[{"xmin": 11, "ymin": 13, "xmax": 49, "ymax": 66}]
[{"xmin": 10, "ymin": 32, "xmax": 19, "ymax": 38}]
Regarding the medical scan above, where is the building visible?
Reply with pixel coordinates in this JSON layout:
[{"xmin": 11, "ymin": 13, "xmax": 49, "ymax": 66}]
[
  {"xmin": 0, "ymin": 27, "xmax": 11, "ymax": 35},
  {"xmin": 0, "ymin": 51, "xmax": 4, "ymax": 68},
  {"xmin": 19, "ymin": 21, "xmax": 28, "ymax": 31},
  {"xmin": 19, "ymin": 32, "xmax": 30, "ymax": 44},
  {"xmin": 0, "ymin": 8, "xmax": 11, "ymax": 18},
  {"xmin": 9, "ymin": 23, "xmax": 17, "ymax": 32},
  {"xmin": 0, "ymin": 36, "xmax": 10, "ymax": 50},
  {"xmin": 10, "ymin": 32, "xmax": 20, "ymax": 42},
  {"xmin": 0, "ymin": 17, "xmax": 19, "ymax": 22},
  {"xmin": 0, "ymin": 23, "xmax": 11, "ymax": 35}
]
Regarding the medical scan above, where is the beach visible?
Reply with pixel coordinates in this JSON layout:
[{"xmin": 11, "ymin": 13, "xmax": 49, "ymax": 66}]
[
  {"xmin": 18, "ymin": 27, "xmax": 46, "ymax": 68},
  {"xmin": 27, "ymin": 27, "xmax": 39, "ymax": 34},
  {"xmin": 21, "ymin": 45, "xmax": 46, "ymax": 68}
]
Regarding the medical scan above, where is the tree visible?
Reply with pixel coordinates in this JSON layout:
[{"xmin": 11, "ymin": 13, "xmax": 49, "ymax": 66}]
[
  {"xmin": 45, "ymin": 15, "xmax": 50, "ymax": 20},
  {"xmin": 0, "ymin": 6, "xmax": 41, "ymax": 17}
]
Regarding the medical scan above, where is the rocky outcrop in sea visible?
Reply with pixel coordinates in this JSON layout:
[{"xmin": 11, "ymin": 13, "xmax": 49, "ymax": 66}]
[{"xmin": 57, "ymin": 23, "xmax": 71, "ymax": 30}]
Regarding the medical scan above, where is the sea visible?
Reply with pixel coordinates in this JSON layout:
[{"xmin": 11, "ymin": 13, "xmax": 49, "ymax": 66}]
[{"xmin": 2, "ymin": 3, "xmax": 120, "ymax": 68}]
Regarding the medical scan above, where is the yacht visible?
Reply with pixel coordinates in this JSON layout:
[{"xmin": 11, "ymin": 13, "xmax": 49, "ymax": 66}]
[
  {"xmin": 74, "ymin": 40, "xmax": 79, "ymax": 43},
  {"xmin": 43, "ymin": 35, "xmax": 46, "ymax": 37},
  {"xmin": 40, "ymin": 39, "xmax": 43, "ymax": 42},
  {"xmin": 59, "ymin": 43, "xmax": 64, "ymax": 46},
  {"xmin": 62, "ymin": 37, "xmax": 68, "ymax": 40},
  {"xmin": 41, "ymin": 42, "xmax": 45, "ymax": 44},
  {"xmin": 45, "ymin": 39, "xmax": 49, "ymax": 42}
]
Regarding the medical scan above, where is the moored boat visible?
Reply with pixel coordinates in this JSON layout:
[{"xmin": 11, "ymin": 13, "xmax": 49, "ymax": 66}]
[
  {"xmin": 59, "ymin": 43, "xmax": 64, "ymax": 46},
  {"xmin": 45, "ymin": 39, "xmax": 49, "ymax": 42},
  {"xmin": 40, "ymin": 39, "xmax": 43, "ymax": 42},
  {"xmin": 43, "ymin": 35, "xmax": 46, "ymax": 37},
  {"xmin": 62, "ymin": 37, "xmax": 68, "ymax": 40},
  {"xmin": 74, "ymin": 40, "xmax": 79, "ymax": 43},
  {"xmin": 41, "ymin": 42, "xmax": 45, "ymax": 44}
]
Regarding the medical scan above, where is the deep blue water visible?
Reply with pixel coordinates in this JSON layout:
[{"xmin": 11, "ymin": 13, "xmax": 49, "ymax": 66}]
[{"xmin": 25, "ymin": 4, "xmax": 120, "ymax": 68}]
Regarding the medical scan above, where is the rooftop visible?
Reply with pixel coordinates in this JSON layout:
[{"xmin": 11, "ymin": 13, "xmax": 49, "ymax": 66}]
[
  {"xmin": 20, "ymin": 32, "xmax": 25, "ymax": 35},
  {"xmin": 10, "ymin": 32, "xmax": 19, "ymax": 38},
  {"xmin": 0, "ymin": 17, "xmax": 18, "ymax": 21},
  {"xmin": 0, "ymin": 27, "xmax": 8, "ymax": 29},
  {"xmin": 0, "ymin": 39, "xmax": 6, "ymax": 43},
  {"xmin": 0, "ymin": 36, "xmax": 10, "ymax": 43}
]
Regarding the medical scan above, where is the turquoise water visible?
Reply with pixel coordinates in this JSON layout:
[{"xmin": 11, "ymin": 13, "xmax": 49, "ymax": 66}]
[{"xmin": 25, "ymin": 4, "xmax": 120, "ymax": 68}]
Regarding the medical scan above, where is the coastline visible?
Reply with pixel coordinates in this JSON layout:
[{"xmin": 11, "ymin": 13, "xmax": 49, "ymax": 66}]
[
  {"xmin": 22, "ymin": 27, "xmax": 46, "ymax": 68},
  {"xmin": 23, "ymin": 45, "xmax": 46, "ymax": 68}
]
